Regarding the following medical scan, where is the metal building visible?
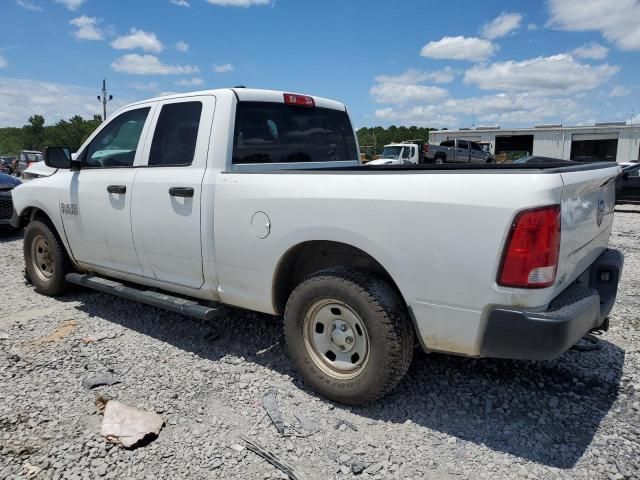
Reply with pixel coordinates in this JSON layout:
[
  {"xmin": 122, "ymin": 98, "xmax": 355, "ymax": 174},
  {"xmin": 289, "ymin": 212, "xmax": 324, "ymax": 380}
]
[{"xmin": 429, "ymin": 122, "xmax": 640, "ymax": 163}]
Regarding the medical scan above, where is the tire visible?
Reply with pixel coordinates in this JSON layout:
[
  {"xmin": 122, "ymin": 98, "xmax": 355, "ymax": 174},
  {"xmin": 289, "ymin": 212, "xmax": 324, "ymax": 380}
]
[
  {"xmin": 284, "ymin": 267, "xmax": 414, "ymax": 404},
  {"xmin": 24, "ymin": 219, "xmax": 72, "ymax": 296},
  {"xmin": 434, "ymin": 156, "xmax": 444, "ymax": 164}
]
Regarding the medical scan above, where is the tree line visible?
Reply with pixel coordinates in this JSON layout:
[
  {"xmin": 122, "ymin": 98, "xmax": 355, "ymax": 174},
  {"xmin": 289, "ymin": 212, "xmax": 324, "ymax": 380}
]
[
  {"xmin": 1, "ymin": 116, "xmax": 441, "ymax": 158},
  {"xmin": 0, "ymin": 115, "xmax": 103, "ymax": 156},
  {"xmin": 356, "ymin": 126, "xmax": 444, "ymax": 156}
]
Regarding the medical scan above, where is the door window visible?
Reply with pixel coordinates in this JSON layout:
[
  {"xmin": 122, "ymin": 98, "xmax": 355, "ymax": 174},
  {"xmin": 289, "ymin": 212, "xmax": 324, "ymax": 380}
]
[
  {"xmin": 402, "ymin": 147, "xmax": 410, "ymax": 159},
  {"xmin": 149, "ymin": 102, "xmax": 203, "ymax": 166},
  {"xmin": 457, "ymin": 140, "xmax": 469, "ymax": 150},
  {"xmin": 85, "ymin": 108, "xmax": 150, "ymax": 168}
]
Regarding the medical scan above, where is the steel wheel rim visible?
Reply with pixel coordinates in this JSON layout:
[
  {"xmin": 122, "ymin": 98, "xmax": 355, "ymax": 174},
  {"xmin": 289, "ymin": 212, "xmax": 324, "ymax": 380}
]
[
  {"xmin": 303, "ymin": 299, "xmax": 370, "ymax": 380},
  {"xmin": 31, "ymin": 234, "xmax": 54, "ymax": 282}
]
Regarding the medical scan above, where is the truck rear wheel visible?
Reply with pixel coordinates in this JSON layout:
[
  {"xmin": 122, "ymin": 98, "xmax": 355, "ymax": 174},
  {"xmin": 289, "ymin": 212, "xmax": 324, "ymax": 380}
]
[
  {"xmin": 24, "ymin": 220, "xmax": 72, "ymax": 296},
  {"xmin": 283, "ymin": 267, "xmax": 414, "ymax": 404}
]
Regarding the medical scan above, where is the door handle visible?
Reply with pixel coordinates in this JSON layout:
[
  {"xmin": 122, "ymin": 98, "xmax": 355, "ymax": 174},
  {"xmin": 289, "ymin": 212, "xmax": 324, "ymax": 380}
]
[
  {"xmin": 169, "ymin": 187, "xmax": 194, "ymax": 198},
  {"xmin": 107, "ymin": 185, "xmax": 126, "ymax": 194}
]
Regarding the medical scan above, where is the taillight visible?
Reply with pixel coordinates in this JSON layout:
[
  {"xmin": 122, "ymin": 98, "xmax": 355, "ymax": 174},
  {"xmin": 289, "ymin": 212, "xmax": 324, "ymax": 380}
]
[
  {"xmin": 498, "ymin": 205, "xmax": 561, "ymax": 289},
  {"xmin": 283, "ymin": 93, "xmax": 315, "ymax": 107}
]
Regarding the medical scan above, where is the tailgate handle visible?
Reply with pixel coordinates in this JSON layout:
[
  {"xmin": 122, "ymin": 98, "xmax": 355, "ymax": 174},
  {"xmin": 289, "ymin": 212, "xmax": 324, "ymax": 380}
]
[
  {"xmin": 107, "ymin": 185, "xmax": 126, "ymax": 194},
  {"xmin": 169, "ymin": 187, "xmax": 194, "ymax": 198}
]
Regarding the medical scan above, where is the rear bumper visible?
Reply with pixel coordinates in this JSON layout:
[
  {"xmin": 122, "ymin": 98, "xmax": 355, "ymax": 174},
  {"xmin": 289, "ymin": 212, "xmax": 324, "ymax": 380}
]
[{"xmin": 480, "ymin": 249, "xmax": 623, "ymax": 360}]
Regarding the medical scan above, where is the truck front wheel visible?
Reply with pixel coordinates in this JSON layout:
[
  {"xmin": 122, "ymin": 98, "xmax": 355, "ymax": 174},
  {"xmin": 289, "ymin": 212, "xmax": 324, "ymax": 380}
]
[
  {"xmin": 24, "ymin": 220, "xmax": 72, "ymax": 296},
  {"xmin": 283, "ymin": 267, "xmax": 414, "ymax": 404}
]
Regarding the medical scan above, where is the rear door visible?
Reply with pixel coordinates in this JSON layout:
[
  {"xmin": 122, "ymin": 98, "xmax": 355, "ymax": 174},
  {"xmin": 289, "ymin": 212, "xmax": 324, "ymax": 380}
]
[{"xmin": 131, "ymin": 95, "xmax": 215, "ymax": 289}]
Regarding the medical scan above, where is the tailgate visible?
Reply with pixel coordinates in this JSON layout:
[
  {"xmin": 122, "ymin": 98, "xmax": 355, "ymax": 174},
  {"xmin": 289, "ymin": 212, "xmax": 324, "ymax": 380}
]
[{"xmin": 554, "ymin": 164, "xmax": 620, "ymax": 297}]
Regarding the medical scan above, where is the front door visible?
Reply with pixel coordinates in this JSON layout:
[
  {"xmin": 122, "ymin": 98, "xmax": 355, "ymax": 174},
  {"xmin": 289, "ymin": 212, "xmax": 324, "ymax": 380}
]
[
  {"xmin": 455, "ymin": 140, "xmax": 471, "ymax": 162},
  {"xmin": 131, "ymin": 96, "xmax": 215, "ymax": 289},
  {"xmin": 60, "ymin": 105, "xmax": 154, "ymax": 274}
]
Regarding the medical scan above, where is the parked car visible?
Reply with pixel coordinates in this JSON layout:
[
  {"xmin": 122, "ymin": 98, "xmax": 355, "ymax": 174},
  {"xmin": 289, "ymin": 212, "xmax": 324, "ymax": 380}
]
[
  {"xmin": 0, "ymin": 171, "xmax": 22, "ymax": 231},
  {"xmin": 616, "ymin": 163, "xmax": 640, "ymax": 203},
  {"xmin": 425, "ymin": 138, "xmax": 494, "ymax": 163},
  {"xmin": 12, "ymin": 88, "xmax": 624, "ymax": 404},
  {"xmin": 0, "ymin": 157, "xmax": 16, "ymax": 175},
  {"xmin": 368, "ymin": 140, "xmax": 430, "ymax": 166},
  {"xmin": 15, "ymin": 150, "xmax": 44, "ymax": 178}
]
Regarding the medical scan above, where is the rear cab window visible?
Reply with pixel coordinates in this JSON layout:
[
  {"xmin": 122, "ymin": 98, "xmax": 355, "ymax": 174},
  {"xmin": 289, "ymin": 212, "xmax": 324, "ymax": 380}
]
[{"xmin": 232, "ymin": 102, "xmax": 358, "ymax": 165}]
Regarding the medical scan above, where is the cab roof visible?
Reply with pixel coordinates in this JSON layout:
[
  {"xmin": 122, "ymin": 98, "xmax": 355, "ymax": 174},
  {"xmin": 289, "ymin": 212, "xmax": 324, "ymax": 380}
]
[{"xmin": 130, "ymin": 88, "xmax": 347, "ymax": 112}]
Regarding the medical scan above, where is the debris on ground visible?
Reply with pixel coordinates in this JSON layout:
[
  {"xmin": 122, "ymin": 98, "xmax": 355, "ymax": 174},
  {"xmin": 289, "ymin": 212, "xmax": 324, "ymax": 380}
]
[
  {"xmin": 100, "ymin": 400, "xmax": 164, "ymax": 448},
  {"xmin": 335, "ymin": 419, "xmax": 358, "ymax": 432},
  {"xmin": 241, "ymin": 435, "xmax": 301, "ymax": 480},
  {"xmin": 82, "ymin": 374, "xmax": 121, "ymax": 390},
  {"xmin": 263, "ymin": 389, "xmax": 285, "ymax": 434}
]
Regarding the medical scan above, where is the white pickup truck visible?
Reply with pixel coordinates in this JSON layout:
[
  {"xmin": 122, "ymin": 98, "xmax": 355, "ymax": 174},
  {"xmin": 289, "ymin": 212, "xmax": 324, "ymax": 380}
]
[{"xmin": 11, "ymin": 88, "xmax": 624, "ymax": 404}]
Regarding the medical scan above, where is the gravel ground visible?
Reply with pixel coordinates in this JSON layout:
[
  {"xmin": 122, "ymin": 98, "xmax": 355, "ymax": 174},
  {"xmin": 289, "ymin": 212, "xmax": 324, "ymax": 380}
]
[{"xmin": 1, "ymin": 205, "xmax": 639, "ymax": 480}]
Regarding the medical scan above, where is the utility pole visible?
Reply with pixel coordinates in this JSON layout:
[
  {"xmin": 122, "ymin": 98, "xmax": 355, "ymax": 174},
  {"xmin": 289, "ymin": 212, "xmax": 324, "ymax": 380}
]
[{"xmin": 97, "ymin": 79, "xmax": 113, "ymax": 121}]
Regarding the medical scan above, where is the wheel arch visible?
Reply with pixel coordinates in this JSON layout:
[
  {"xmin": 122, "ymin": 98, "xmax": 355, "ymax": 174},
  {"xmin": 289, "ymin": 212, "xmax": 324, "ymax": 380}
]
[
  {"xmin": 272, "ymin": 240, "xmax": 407, "ymax": 315},
  {"xmin": 18, "ymin": 205, "xmax": 78, "ymax": 268}
]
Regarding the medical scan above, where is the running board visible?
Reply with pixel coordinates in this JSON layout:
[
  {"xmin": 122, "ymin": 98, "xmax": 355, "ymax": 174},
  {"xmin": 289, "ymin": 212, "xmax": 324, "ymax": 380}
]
[{"xmin": 65, "ymin": 273, "xmax": 218, "ymax": 321}]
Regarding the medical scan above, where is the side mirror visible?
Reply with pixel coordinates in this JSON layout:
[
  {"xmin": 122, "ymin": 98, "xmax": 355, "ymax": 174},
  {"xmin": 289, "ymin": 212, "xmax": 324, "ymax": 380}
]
[{"xmin": 45, "ymin": 147, "xmax": 72, "ymax": 169}]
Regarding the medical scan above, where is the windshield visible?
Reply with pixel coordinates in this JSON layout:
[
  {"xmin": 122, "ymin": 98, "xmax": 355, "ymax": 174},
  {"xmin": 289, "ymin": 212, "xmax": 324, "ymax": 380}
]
[
  {"xmin": 380, "ymin": 146, "xmax": 402, "ymax": 159},
  {"xmin": 232, "ymin": 102, "xmax": 357, "ymax": 164}
]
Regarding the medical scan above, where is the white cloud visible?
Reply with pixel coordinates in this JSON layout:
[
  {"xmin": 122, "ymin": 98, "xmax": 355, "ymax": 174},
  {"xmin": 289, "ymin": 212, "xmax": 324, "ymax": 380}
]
[
  {"xmin": 572, "ymin": 42, "xmax": 608, "ymax": 60},
  {"xmin": 527, "ymin": 23, "xmax": 538, "ymax": 31},
  {"xmin": 370, "ymin": 82, "xmax": 448, "ymax": 104},
  {"xmin": 70, "ymin": 15, "xmax": 103, "ymax": 41},
  {"xmin": 55, "ymin": 0, "xmax": 86, "ymax": 11},
  {"xmin": 111, "ymin": 54, "xmax": 199, "ymax": 75},
  {"xmin": 175, "ymin": 41, "xmax": 189, "ymax": 52},
  {"xmin": 175, "ymin": 77, "xmax": 204, "ymax": 86},
  {"xmin": 0, "ymin": 55, "xmax": 7, "ymax": 68},
  {"xmin": 0, "ymin": 77, "xmax": 130, "ymax": 127},
  {"xmin": 609, "ymin": 85, "xmax": 631, "ymax": 97},
  {"xmin": 128, "ymin": 81, "xmax": 160, "ymax": 91},
  {"xmin": 464, "ymin": 54, "xmax": 618, "ymax": 94},
  {"xmin": 16, "ymin": 0, "xmax": 42, "ymax": 11},
  {"xmin": 629, "ymin": 113, "xmax": 640, "ymax": 125},
  {"xmin": 482, "ymin": 12, "xmax": 522, "ymax": 40},
  {"xmin": 213, "ymin": 63, "xmax": 234, "ymax": 73},
  {"xmin": 420, "ymin": 36, "xmax": 497, "ymax": 61},
  {"xmin": 205, "ymin": 0, "xmax": 269, "ymax": 6},
  {"xmin": 373, "ymin": 92, "xmax": 587, "ymax": 128},
  {"xmin": 375, "ymin": 67, "xmax": 455, "ymax": 85},
  {"xmin": 112, "ymin": 29, "xmax": 164, "ymax": 53},
  {"xmin": 170, "ymin": 0, "xmax": 190, "ymax": 5},
  {"xmin": 374, "ymin": 106, "xmax": 457, "ymax": 128},
  {"xmin": 548, "ymin": 0, "xmax": 640, "ymax": 51}
]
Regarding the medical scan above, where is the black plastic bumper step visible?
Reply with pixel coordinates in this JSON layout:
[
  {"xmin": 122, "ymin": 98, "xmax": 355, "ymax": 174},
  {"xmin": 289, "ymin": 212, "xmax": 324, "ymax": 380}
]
[{"xmin": 66, "ymin": 273, "xmax": 217, "ymax": 321}]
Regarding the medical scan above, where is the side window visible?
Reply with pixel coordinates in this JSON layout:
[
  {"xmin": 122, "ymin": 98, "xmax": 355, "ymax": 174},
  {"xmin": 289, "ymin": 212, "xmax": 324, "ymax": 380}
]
[
  {"xmin": 402, "ymin": 147, "xmax": 410, "ymax": 159},
  {"xmin": 411, "ymin": 147, "xmax": 416, "ymax": 157},
  {"xmin": 149, "ymin": 102, "xmax": 203, "ymax": 166},
  {"xmin": 629, "ymin": 166, "xmax": 640, "ymax": 177},
  {"xmin": 441, "ymin": 140, "xmax": 454, "ymax": 147},
  {"xmin": 457, "ymin": 140, "xmax": 469, "ymax": 150},
  {"xmin": 471, "ymin": 142, "xmax": 481, "ymax": 151},
  {"xmin": 85, "ymin": 108, "xmax": 150, "ymax": 168}
]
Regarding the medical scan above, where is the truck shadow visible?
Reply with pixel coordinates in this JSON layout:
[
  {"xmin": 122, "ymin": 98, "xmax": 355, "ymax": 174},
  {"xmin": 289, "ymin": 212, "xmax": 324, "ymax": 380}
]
[{"xmin": 69, "ymin": 293, "xmax": 623, "ymax": 470}]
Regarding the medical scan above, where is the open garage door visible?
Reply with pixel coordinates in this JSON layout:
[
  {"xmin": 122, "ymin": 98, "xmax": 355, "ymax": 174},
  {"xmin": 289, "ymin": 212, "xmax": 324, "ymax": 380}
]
[
  {"xmin": 495, "ymin": 135, "xmax": 534, "ymax": 161},
  {"xmin": 570, "ymin": 133, "xmax": 618, "ymax": 162}
]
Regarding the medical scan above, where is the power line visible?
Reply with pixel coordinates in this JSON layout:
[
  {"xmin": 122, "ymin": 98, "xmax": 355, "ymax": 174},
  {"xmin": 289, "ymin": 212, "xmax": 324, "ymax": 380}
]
[{"xmin": 97, "ymin": 79, "xmax": 113, "ymax": 121}]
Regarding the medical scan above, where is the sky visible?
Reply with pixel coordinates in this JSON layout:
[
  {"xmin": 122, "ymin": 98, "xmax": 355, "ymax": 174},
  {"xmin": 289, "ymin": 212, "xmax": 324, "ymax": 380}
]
[{"xmin": 0, "ymin": 0, "xmax": 639, "ymax": 129}]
